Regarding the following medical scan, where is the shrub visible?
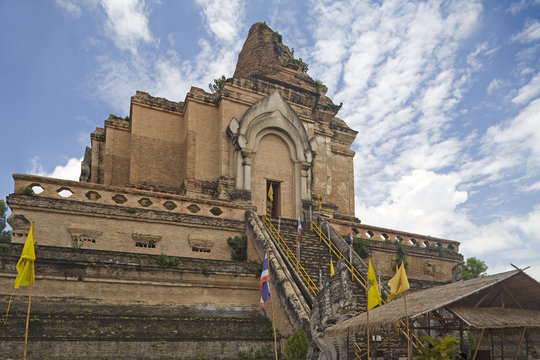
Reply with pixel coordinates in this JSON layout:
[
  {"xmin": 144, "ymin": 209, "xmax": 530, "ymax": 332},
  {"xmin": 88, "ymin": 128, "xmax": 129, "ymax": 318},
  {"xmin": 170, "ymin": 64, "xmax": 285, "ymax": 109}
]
[
  {"xmin": 15, "ymin": 186, "xmax": 34, "ymax": 195},
  {"xmin": 155, "ymin": 254, "xmax": 180, "ymax": 267},
  {"xmin": 351, "ymin": 236, "xmax": 370, "ymax": 259},
  {"xmin": 245, "ymin": 260, "xmax": 262, "ymax": 277},
  {"xmin": 414, "ymin": 336, "xmax": 460, "ymax": 360},
  {"xmin": 395, "ymin": 243, "xmax": 408, "ymax": 269},
  {"xmin": 285, "ymin": 328, "xmax": 309, "ymax": 360},
  {"xmin": 227, "ymin": 235, "xmax": 247, "ymax": 261}
]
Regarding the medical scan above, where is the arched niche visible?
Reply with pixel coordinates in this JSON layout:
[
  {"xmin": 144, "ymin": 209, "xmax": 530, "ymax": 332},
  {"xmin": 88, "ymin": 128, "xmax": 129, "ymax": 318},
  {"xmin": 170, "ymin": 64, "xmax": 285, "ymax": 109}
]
[{"xmin": 228, "ymin": 90, "xmax": 313, "ymax": 217}]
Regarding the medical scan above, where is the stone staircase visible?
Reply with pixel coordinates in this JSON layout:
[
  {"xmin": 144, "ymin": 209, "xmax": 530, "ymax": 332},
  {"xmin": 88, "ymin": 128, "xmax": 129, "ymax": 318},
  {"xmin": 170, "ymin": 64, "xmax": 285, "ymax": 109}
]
[
  {"xmin": 256, "ymin": 214, "xmax": 416, "ymax": 359},
  {"xmin": 263, "ymin": 216, "xmax": 386, "ymax": 313},
  {"xmin": 266, "ymin": 217, "xmax": 335, "ymax": 292}
]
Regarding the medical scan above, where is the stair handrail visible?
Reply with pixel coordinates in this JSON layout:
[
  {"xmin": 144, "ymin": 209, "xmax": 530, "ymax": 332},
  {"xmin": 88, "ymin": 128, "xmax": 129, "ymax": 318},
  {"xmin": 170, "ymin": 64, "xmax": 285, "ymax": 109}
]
[
  {"xmin": 310, "ymin": 221, "xmax": 368, "ymax": 289},
  {"xmin": 313, "ymin": 221, "xmax": 424, "ymax": 352},
  {"xmin": 261, "ymin": 215, "xmax": 319, "ymax": 296}
]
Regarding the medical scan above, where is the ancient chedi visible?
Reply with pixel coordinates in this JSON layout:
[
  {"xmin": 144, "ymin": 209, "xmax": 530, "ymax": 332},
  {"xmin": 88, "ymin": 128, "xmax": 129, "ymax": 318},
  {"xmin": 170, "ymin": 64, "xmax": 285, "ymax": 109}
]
[{"xmin": 2, "ymin": 23, "xmax": 462, "ymax": 359}]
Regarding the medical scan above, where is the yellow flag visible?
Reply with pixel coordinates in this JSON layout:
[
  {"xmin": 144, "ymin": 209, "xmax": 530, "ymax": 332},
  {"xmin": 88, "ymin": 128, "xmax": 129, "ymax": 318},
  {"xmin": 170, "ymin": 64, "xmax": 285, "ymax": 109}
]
[
  {"xmin": 330, "ymin": 258, "xmax": 335, "ymax": 277},
  {"xmin": 387, "ymin": 262, "xmax": 409, "ymax": 301},
  {"xmin": 366, "ymin": 259, "xmax": 381, "ymax": 310},
  {"xmin": 14, "ymin": 224, "xmax": 35, "ymax": 289},
  {"xmin": 267, "ymin": 184, "xmax": 273, "ymax": 202}
]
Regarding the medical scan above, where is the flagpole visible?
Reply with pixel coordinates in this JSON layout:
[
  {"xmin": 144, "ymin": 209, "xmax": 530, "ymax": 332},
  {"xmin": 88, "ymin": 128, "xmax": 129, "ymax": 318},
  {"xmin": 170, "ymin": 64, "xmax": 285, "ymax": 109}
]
[
  {"xmin": 23, "ymin": 285, "xmax": 32, "ymax": 360},
  {"xmin": 404, "ymin": 293, "xmax": 410, "ymax": 360},
  {"xmin": 268, "ymin": 252, "xmax": 278, "ymax": 360},
  {"xmin": 367, "ymin": 309, "xmax": 370, "ymax": 360}
]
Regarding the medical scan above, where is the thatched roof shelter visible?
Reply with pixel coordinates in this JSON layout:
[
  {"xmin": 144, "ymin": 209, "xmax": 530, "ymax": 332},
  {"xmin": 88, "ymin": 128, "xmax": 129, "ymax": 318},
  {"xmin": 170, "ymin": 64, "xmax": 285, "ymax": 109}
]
[
  {"xmin": 449, "ymin": 307, "xmax": 540, "ymax": 329},
  {"xmin": 326, "ymin": 270, "xmax": 540, "ymax": 336}
]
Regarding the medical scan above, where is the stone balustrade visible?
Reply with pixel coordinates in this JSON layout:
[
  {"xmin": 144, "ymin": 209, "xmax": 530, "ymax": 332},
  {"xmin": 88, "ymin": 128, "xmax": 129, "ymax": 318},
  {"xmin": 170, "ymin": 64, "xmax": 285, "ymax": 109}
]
[
  {"xmin": 12, "ymin": 174, "xmax": 251, "ymax": 222},
  {"xmin": 329, "ymin": 218, "xmax": 460, "ymax": 253}
]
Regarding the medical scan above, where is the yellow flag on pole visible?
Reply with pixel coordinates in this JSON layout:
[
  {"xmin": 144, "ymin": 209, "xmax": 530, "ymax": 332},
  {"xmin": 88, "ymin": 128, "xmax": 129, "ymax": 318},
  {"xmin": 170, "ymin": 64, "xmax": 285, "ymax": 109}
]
[
  {"xmin": 366, "ymin": 259, "xmax": 382, "ymax": 310},
  {"xmin": 267, "ymin": 184, "xmax": 273, "ymax": 202},
  {"xmin": 330, "ymin": 258, "xmax": 335, "ymax": 277},
  {"xmin": 14, "ymin": 224, "xmax": 35, "ymax": 289},
  {"xmin": 387, "ymin": 262, "xmax": 409, "ymax": 300}
]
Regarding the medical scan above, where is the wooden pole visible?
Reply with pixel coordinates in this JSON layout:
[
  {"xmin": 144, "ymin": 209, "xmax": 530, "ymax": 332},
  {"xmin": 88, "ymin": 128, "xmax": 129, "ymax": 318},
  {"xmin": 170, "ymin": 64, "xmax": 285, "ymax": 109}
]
[
  {"xmin": 491, "ymin": 332, "xmax": 494, "ymax": 360},
  {"xmin": 23, "ymin": 285, "xmax": 33, "ymax": 360},
  {"xmin": 268, "ymin": 253, "xmax": 279, "ymax": 360},
  {"xmin": 270, "ymin": 295, "xmax": 278, "ymax": 360},
  {"xmin": 296, "ymin": 234, "xmax": 300, "ymax": 274},
  {"xmin": 500, "ymin": 328, "xmax": 504, "ymax": 360},
  {"xmin": 347, "ymin": 328, "xmax": 350, "ymax": 360},
  {"xmin": 513, "ymin": 328, "xmax": 526, "ymax": 360},
  {"xmin": 472, "ymin": 328, "xmax": 485, "ymax": 360},
  {"xmin": 367, "ymin": 309, "xmax": 370, "ymax": 360},
  {"xmin": 404, "ymin": 294, "xmax": 410, "ymax": 360}
]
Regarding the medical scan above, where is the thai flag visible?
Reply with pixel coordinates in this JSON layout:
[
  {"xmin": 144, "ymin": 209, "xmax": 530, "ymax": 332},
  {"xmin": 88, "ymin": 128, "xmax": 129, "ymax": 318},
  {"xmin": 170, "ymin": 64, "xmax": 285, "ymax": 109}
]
[
  {"xmin": 297, "ymin": 217, "xmax": 302, "ymax": 237},
  {"xmin": 349, "ymin": 231, "xmax": 354, "ymax": 247},
  {"xmin": 259, "ymin": 252, "xmax": 270, "ymax": 307}
]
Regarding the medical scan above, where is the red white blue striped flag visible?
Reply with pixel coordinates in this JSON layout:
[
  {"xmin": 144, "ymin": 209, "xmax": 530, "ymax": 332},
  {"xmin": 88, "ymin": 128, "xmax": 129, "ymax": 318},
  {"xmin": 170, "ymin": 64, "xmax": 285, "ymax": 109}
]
[
  {"xmin": 297, "ymin": 217, "xmax": 302, "ymax": 237},
  {"xmin": 259, "ymin": 252, "xmax": 270, "ymax": 307}
]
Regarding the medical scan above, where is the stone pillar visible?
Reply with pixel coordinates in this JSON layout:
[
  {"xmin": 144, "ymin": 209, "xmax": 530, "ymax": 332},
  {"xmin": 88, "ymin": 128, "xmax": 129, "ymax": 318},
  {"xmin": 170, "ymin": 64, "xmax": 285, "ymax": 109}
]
[
  {"xmin": 235, "ymin": 151, "xmax": 244, "ymax": 189},
  {"xmin": 301, "ymin": 163, "xmax": 310, "ymax": 201},
  {"xmin": 242, "ymin": 151, "xmax": 252, "ymax": 191}
]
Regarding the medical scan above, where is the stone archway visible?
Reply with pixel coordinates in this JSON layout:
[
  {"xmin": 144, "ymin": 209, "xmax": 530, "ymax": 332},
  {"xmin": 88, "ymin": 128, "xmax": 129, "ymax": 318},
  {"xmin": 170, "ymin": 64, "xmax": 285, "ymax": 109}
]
[
  {"xmin": 228, "ymin": 90, "xmax": 313, "ymax": 218},
  {"xmin": 253, "ymin": 133, "xmax": 294, "ymax": 218}
]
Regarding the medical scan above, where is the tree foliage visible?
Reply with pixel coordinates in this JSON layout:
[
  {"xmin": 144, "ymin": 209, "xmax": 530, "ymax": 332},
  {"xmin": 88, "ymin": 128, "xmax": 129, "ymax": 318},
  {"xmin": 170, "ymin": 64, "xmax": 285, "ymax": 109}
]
[
  {"xmin": 285, "ymin": 328, "xmax": 309, "ymax": 360},
  {"xmin": 414, "ymin": 336, "xmax": 460, "ymax": 360},
  {"xmin": 0, "ymin": 199, "xmax": 12, "ymax": 243},
  {"xmin": 208, "ymin": 75, "xmax": 228, "ymax": 93},
  {"xmin": 462, "ymin": 257, "xmax": 488, "ymax": 280}
]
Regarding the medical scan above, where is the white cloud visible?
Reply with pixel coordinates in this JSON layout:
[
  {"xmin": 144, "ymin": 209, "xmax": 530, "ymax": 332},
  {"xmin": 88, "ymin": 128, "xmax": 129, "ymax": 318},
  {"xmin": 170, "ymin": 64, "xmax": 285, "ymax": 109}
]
[
  {"xmin": 100, "ymin": 0, "xmax": 153, "ymax": 54},
  {"xmin": 195, "ymin": 0, "xmax": 244, "ymax": 43},
  {"xmin": 55, "ymin": 0, "xmax": 82, "ymax": 17},
  {"xmin": 511, "ymin": 72, "xmax": 540, "ymax": 104},
  {"xmin": 466, "ymin": 42, "xmax": 498, "ymax": 71},
  {"xmin": 512, "ymin": 19, "xmax": 540, "ymax": 43},
  {"xmin": 524, "ymin": 181, "xmax": 540, "ymax": 192},
  {"xmin": 457, "ymin": 207, "xmax": 540, "ymax": 276},
  {"xmin": 356, "ymin": 170, "xmax": 468, "ymax": 238},
  {"xmin": 507, "ymin": 0, "xmax": 540, "ymax": 14},
  {"xmin": 485, "ymin": 98, "xmax": 540, "ymax": 166},
  {"xmin": 29, "ymin": 157, "xmax": 82, "ymax": 181},
  {"xmin": 487, "ymin": 79, "xmax": 502, "ymax": 94}
]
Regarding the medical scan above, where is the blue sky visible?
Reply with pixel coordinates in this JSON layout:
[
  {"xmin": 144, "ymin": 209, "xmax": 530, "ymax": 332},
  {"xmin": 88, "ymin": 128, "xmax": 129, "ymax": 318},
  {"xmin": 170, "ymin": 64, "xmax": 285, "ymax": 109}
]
[{"xmin": 1, "ymin": 0, "xmax": 539, "ymax": 280}]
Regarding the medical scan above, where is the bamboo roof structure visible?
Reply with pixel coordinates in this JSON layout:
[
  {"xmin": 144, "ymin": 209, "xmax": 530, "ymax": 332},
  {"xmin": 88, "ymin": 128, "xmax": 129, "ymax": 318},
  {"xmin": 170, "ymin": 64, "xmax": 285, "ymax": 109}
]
[
  {"xmin": 449, "ymin": 307, "xmax": 540, "ymax": 329},
  {"xmin": 325, "ymin": 270, "xmax": 540, "ymax": 336}
]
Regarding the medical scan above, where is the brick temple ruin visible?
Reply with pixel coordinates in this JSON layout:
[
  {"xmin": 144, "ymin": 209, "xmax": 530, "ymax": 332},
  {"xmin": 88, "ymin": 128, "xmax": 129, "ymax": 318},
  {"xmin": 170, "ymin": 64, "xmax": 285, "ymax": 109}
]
[{"xmin": 1, "ymin": 23, "xmax": 465, "ymax": 359}]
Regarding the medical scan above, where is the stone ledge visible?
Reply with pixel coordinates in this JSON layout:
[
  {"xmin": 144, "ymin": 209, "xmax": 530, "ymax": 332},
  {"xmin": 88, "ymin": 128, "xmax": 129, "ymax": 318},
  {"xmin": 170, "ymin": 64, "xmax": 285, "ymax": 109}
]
[{"xmin": 0, "ymin": 244, "xmax": 261, "ymax": 281}]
